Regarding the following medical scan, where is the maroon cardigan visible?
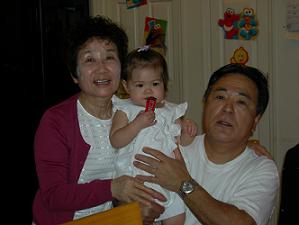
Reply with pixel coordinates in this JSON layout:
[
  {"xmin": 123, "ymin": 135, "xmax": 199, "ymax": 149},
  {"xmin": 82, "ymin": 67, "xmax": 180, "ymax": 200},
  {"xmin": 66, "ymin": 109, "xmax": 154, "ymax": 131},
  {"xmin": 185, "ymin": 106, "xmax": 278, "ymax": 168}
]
[{"xmin": 32, "ymin": 94, "xmax": 113, "ymax": 225}]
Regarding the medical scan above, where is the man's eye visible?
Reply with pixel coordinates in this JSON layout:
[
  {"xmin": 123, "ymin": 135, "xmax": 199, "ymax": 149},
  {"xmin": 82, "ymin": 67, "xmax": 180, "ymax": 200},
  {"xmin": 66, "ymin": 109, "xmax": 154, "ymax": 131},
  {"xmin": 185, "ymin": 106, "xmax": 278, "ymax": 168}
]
[
  {"xmin": 237, "ymin": 100, "xmax": 247, "ymax": 106},
  {"xmin": 215, "ymin": 95, "xmax": 225, "ymax": 100}
]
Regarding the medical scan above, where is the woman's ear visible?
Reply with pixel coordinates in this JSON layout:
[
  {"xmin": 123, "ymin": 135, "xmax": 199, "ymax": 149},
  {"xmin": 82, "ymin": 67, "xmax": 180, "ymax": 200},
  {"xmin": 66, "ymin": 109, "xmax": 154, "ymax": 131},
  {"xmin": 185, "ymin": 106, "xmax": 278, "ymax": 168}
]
[{"xmin": 71, "ymin": 74, "xmax": 79, "ymax": 84}]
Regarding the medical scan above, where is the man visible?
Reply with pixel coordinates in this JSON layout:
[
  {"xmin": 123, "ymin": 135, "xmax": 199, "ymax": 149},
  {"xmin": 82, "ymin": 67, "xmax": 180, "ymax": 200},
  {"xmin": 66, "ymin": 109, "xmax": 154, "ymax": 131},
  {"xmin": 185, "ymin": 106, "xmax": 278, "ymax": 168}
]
[{"xmin": 134, "ymin": 63, "xmax": 279, "ymax": 225}]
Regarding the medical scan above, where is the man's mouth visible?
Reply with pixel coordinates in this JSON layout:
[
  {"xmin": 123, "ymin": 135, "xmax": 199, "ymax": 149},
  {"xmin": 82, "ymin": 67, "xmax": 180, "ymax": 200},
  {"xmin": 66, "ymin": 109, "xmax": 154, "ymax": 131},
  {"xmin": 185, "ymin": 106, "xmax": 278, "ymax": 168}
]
[{"xmin": 217, "ymin": 120, "xmax": 233, "ymax": 127}]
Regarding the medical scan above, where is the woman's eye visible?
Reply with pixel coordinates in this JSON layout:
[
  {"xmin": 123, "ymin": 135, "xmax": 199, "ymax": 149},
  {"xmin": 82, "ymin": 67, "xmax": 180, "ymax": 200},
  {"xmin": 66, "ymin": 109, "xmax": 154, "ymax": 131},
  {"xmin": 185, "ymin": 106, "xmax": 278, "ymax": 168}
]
[
  {"xmin": 106, "ymin": 55, "xmax": 115, "ymax": 60},
  {"xmin": 85, "ymin": 57, "xmax": 95, "ymax": 63}
]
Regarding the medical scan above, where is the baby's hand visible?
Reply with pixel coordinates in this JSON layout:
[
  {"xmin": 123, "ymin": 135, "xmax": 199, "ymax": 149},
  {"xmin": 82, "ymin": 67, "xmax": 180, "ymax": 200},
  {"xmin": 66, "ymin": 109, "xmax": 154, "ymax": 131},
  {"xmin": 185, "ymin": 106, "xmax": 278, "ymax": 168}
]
[
  {"xmin": 134, "ymin": 111, "xmax": 156, "ymax": 130},
  {"xmin": 181, "ymin": 119, "xmax": 198, "ymax": 137}
]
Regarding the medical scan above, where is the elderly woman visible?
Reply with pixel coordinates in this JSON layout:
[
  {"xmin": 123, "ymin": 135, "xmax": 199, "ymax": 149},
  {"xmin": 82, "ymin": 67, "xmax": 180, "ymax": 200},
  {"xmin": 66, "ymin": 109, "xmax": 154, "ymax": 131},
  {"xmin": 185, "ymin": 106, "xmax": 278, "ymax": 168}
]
[{"xmin": 32, "ymin": 16, "xmax": 165, "ymax": 225}]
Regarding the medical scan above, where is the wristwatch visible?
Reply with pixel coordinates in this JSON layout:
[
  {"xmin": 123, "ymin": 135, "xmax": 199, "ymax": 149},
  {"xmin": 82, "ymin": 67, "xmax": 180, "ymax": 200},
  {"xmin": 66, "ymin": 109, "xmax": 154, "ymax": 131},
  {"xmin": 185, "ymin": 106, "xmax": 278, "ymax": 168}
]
[{"xmin": 178, "ymin": 178, "xmax": 199, "ymax": 199}]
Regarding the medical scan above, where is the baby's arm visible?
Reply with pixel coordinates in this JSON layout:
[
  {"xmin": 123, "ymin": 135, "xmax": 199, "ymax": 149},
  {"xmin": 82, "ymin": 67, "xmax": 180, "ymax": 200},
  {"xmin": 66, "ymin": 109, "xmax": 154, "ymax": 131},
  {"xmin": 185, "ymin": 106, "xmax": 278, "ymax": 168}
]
[
  {"xmin": 110, "ymin": 110, "xmax": 156, "ymax": 149},
  {"xmin": 176, "ymin": 118, "xmax": 198, "ymax": 146}
]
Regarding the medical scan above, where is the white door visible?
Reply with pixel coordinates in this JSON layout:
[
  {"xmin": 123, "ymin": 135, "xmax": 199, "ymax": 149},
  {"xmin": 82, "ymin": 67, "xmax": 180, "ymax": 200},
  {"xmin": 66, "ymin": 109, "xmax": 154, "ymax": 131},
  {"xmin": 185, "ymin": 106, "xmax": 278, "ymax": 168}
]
[
  {"xmin": 200, "ymin": 0, "xmax": 274, "ymax": 150},
  {"xmin": 90, "ymin": 0, "xmax": 183, "ymax": 103}
]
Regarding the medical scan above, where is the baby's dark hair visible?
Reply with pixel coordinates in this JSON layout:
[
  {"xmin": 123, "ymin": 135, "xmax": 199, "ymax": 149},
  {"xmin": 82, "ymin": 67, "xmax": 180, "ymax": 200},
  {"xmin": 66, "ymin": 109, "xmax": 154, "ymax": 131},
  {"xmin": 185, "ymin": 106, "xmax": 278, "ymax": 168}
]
[
  {"xmin": 203, "ymin": 63, "xmax": 269, "ymax": 116},
  {"xmin": 123, "ymin": 47, "xmax": 169, "ymax": 91},
  {"xmin": 65, "ymin": 15, "xmax": 128, "ymax": 78}
]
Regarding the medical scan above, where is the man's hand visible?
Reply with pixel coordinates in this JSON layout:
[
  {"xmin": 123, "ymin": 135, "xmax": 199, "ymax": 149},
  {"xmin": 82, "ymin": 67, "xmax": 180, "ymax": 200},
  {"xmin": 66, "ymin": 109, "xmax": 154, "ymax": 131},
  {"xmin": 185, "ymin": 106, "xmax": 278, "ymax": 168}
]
[{"xmin": 133, "ymin": 147, "xmax": 191, "ymax": 192}]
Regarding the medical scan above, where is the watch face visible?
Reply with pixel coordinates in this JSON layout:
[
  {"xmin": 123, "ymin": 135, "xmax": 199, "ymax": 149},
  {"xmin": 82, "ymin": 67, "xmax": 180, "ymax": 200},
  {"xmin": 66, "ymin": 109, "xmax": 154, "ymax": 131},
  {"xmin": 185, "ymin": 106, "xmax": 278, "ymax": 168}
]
[{"xmin": 182, "ymin": 181, "xmax": 194, "ymax": 194}]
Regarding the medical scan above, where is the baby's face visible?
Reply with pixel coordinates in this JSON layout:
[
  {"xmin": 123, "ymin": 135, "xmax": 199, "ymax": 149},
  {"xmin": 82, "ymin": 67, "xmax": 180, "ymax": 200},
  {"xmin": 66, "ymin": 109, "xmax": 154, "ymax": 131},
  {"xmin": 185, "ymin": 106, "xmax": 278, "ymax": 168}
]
[{"xmin": 124, "ymin": 67, "xmax": 165, "ymax": 108}]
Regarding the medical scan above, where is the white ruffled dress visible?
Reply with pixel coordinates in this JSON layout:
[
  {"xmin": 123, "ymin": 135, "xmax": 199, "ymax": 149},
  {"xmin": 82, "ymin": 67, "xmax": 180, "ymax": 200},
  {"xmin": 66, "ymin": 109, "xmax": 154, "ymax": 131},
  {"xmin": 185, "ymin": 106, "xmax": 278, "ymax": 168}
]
[{"xmin": 113, "ymin": 96, "xmax": 187, "ymax": 209}]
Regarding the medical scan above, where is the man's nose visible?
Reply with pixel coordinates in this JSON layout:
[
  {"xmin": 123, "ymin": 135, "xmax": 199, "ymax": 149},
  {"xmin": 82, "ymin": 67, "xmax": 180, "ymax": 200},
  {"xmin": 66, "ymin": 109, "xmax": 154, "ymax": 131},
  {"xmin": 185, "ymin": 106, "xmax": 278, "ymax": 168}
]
[{"xmin": 223, "ymin": 100, "xmax": 234, "ymax": 113}]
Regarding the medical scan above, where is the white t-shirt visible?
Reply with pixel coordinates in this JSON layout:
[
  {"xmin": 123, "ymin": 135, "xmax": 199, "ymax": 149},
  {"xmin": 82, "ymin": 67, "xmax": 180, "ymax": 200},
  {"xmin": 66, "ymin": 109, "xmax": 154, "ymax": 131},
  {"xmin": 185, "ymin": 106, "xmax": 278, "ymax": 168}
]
[
  {"xmin": 113, "ymin": 96, "xmax": 187, "ymax": 221},
  {"xmin": 180, "ymin": 135, "xmax": 279, "ymax": 225}
]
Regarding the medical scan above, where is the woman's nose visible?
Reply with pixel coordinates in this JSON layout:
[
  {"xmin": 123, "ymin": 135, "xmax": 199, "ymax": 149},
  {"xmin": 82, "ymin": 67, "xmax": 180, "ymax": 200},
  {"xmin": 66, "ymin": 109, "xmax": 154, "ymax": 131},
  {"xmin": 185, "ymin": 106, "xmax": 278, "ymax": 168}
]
[{"xmin": 96, "ymin": 60, "xmax": 108, "ymax": 71}]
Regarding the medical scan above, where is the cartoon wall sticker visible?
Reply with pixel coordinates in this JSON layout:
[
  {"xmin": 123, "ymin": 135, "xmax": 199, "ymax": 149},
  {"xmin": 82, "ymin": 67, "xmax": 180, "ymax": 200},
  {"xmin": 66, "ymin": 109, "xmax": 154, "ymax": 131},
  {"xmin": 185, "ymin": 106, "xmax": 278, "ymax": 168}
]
[
  {"xmin": 218, "ymin": 7, "xmax": 259, "ymax": 40},
  {"xmin": 218, "ymin": 8, "xmax": 240, "ymax": 40},
  {"xmin": 126, "ymin": 0, "xmax": 147, "ymax": 9},
  {"xmin": 239, "ymin": 8, "xmax": 258, "ymax": 40},
  {"xmin": 144, "ymin": 16, "xmax": 168, "ymax": 56},
  {"xmin": 230, "ymin": 47, "xmax": 249, "ymax": 65}
]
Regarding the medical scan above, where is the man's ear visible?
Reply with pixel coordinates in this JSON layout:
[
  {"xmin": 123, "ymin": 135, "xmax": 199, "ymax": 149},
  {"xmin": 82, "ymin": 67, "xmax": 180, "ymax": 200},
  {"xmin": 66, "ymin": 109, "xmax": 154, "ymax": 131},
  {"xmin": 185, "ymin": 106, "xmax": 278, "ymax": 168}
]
[
  {"xmin": 121, "ymin": 80, "xmax": 130, "ymax": 94},
  {"xmin": 251, "ymin": 114, "xmax": 261, "ymax": 134}
]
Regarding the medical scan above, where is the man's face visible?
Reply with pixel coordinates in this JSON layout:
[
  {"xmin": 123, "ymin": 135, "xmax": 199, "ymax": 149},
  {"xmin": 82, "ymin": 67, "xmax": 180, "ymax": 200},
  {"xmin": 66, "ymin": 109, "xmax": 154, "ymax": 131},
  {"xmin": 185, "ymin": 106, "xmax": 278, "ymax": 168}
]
[{"xmin": 203, "ymin": 73, "xmax": 261, "ymax": 145}]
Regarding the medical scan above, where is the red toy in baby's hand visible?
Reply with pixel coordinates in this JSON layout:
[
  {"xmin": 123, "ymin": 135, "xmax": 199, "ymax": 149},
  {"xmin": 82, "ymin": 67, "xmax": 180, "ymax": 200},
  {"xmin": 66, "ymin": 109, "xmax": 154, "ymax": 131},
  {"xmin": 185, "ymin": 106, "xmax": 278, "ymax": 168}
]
[{"xmin": 145, "ymin": 97, "xmax": 157, "ymax": 112}]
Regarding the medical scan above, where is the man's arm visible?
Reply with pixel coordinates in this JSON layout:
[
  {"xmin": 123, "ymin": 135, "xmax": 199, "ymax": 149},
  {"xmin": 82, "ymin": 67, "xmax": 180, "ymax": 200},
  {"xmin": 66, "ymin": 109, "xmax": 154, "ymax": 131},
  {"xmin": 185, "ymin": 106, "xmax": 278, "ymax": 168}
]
[
  {"xmin": 182, "ymin": 183, "xmax": 255, "ymax": 225},
  {"xmin": 133, "ymin": 147, "xmax": 256, "ymax": 225}
]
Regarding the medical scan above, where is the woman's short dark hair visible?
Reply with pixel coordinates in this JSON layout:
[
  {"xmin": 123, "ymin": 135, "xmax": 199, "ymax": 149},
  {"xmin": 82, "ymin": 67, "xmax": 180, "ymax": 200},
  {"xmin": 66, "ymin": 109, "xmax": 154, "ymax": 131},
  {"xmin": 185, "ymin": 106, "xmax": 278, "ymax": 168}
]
[
  {"xmin": 203, "ymin": 63, "xmax": 269, "ymax": 116},
  {"xmin": 123, "ymin": 48, "xmax": 169, "ymax": 92},
  {"xmin": 66, "ymin": 15, "xmax": 128, "ymax": 78}
]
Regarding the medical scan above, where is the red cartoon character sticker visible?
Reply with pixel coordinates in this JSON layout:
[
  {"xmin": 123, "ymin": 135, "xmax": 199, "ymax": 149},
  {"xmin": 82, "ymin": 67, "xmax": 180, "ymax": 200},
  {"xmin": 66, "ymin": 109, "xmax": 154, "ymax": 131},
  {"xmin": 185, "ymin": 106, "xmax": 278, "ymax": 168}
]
[{"xmin": 218, "ymin": 8, "xmax": 240, "ymax": 40}]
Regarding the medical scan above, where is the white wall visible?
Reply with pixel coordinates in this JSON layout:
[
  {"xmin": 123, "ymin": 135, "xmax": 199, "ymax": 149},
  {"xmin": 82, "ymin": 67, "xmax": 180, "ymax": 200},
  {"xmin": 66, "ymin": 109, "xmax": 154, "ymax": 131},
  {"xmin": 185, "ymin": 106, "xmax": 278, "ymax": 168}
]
[
  {"xmin": 181, "ymin": 1, "xmax": 299, "ymax": 223},
  {"xmin": 180, "ymin": 0, "xmax": 299, "ymax": 166},
  {"xmin": 272, "ymin": 0, "xmax": 299, "ymax": 170}
]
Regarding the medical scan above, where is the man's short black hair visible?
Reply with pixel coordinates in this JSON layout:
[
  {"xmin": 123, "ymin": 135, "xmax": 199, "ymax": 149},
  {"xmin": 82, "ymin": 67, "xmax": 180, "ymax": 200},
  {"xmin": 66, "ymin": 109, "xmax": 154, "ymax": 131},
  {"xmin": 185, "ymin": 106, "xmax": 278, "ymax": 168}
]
[{"xmin": 203, "ymin": 63, "xmax": 269, "ymax": 116}]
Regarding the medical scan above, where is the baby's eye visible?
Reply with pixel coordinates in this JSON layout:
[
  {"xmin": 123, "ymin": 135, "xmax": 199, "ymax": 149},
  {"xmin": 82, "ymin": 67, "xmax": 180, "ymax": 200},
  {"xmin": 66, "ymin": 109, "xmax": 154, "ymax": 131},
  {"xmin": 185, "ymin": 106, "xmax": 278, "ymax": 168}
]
[
  {"xmin": 136, "ymin": 84, "xmax": 143, "ymax": 88},
  {"xmin": 153, "ymin": 82, "xmax": 161, "ymax": 86}
]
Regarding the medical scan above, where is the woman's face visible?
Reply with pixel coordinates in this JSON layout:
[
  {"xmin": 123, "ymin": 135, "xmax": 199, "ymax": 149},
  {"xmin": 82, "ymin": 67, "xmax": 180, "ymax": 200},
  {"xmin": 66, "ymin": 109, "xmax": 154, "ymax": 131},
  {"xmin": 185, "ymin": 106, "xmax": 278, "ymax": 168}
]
[{"xmin": 73, "ymin": 38, "xmax": 121, "ymax": 99}]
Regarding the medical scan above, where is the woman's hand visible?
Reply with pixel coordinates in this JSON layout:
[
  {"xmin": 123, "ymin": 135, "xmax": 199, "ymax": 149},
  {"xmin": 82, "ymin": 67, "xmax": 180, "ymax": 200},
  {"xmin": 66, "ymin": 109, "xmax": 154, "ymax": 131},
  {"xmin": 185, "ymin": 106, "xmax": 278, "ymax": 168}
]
[
  {"xmin": 133, "ymin": 147, "xmax": 191, "ymax": 192},
  {"xmin": 111, "ymin": 175, "xmax": 166, "ymax": 224},
  {"xmin": 247, "ymin": 139, "xmax": 273, "ymax": 160},
  {"xmin": 140, "ymin": 201, "xmax": 165, "ymax": 225},
  {"xmin": 111, "ymin": 175, "xmax": 166, "ymax": 206}
]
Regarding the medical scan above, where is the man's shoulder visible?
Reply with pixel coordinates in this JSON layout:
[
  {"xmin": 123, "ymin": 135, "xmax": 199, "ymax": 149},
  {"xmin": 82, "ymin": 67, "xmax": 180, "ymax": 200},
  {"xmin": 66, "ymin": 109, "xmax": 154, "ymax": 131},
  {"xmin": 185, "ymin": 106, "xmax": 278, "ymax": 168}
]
[{"xmin": 246, "ymin": 148, "xmax": 279, "ymax": 176}]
